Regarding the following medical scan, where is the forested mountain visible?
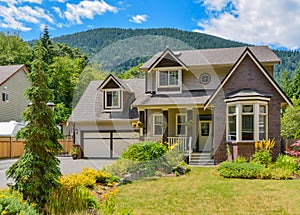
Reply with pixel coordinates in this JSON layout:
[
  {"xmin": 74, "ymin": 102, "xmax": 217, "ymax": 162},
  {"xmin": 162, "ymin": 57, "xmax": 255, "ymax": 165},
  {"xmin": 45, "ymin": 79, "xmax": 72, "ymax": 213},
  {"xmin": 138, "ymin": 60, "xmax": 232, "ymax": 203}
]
[{"xmin": 52, "ymin": 28, "xmax": 300, "ymax": 80}]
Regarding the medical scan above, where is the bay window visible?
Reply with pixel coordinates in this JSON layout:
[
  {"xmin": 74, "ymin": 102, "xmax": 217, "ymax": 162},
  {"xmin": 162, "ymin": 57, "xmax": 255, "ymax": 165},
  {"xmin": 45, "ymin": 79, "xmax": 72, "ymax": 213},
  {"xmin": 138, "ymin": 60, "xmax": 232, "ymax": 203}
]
[{"xmin": 227, "ymin": 102, "xmax": 268, "ymax": 142}]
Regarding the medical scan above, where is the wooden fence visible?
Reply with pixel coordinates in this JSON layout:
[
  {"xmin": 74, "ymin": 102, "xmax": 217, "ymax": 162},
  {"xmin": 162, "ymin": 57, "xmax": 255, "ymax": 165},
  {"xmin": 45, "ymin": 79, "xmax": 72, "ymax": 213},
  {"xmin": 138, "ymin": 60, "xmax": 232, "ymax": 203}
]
[{"xmin": 0, "ymin": 137, "xmax": 74, "ymax": 159}]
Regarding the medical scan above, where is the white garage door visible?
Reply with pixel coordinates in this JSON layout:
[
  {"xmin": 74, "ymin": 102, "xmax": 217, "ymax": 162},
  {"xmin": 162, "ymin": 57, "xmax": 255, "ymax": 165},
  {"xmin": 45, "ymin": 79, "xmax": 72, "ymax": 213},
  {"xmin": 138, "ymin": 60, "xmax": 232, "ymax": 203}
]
[{"xmin": 83, "ymin": 131, "xmax": 139, "ymax": 158}]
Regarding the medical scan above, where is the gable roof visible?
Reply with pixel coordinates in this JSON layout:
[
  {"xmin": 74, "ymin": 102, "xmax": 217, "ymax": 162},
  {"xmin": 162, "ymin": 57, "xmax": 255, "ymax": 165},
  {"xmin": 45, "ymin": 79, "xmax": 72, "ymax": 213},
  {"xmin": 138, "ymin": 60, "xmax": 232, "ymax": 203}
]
[
  {"xmin": 69, "ymin": 78, "xmax": 145, "ymax": 122},
  {"xmin": 146, "ymin": 48, "xmax": 188, "ymax": 72},
  {"xmin": 0, "ymin": 65, "xmax": 28, "ymax": 86},
  {"xmin": 204, "ymin": 47, "xmax": 292, "ymax": 109},
  {"xmin": 98, "ymin": 74, "xmax": 132, "ymax": 92},
  {"xmin": 140, "ymin": 46, "xmax": 280, "ymax": 70}
]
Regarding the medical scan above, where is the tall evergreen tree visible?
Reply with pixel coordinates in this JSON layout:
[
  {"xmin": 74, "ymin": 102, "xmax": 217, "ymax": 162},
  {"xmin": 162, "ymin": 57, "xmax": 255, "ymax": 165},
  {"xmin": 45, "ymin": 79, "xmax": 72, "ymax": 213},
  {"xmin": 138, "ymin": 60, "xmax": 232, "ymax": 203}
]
[
  {"xmin": 279, "ymin": 69, "xmax": 292, "ymax": 97},
  {"xmin": 6, "ymin": 41, "xmax": 63, "ymax": 213}
]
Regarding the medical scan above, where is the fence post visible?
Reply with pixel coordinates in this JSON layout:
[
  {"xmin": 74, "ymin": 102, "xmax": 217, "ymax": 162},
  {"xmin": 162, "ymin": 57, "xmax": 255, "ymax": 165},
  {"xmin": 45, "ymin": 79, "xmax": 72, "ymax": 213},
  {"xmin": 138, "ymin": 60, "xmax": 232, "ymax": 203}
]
[{"xmin": 10, "ymin": 136, "xmax": 13, "ymax": 158}]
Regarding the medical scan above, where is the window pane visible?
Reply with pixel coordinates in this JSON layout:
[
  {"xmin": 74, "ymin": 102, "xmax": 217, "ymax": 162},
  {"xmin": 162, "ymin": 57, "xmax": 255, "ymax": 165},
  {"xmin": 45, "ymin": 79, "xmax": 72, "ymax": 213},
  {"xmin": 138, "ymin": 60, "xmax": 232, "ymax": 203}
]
[
  {"xmin": 242, "ymin": 105, "xmax": 253, "ymax": 113},
  {"xmin": 177, "ymin": 125, "xmax": 186, "ymax": 135},
  {"xmin": 169, "ymin": 71, "xmax": 178, "ymax": 85},
  {"xmin": 228, "ymin": 115, "xmax": 236, "ymax": 140},
  {"xmin": 177, "ymin": 115, "xmax": 186, "ymax": 123},
  {"xmin": 155, "ymin": 125, "xmax": 162, "ymax": 135},
  {"xmin": 242, "ymin": 115, "xmax": 254, "ymax": 140},
  {"xmin": 201, "ymin": 122, "xmax": 209, "ymax": 136},
  {"xmin": 106, "ymin": 91, "xmax": 112, "ymax": 107},
  {"xmin": 159, "ymin": 71, "xmax": 168, "ymax": 86},
  {"xmin": 228, "ymin": 106, "xmax": 236, "ymax": 114},
  {"xmin": 154, "ymin": 115, "xmax": 162, "ymax": 124},
  {"xmin": 112, "ymin": 91, "xmax": 119, "ymax": 106},
  {"xmin": 260, "ymin": 105, "xmax": 266, "ymax": 113},
  {"xmin": 154, "ymin": 115, "xmax": 163, "ymax": 135},
  {"xmin": 259, "ymin": 115, "xmax": 266, "ymax": 140}
]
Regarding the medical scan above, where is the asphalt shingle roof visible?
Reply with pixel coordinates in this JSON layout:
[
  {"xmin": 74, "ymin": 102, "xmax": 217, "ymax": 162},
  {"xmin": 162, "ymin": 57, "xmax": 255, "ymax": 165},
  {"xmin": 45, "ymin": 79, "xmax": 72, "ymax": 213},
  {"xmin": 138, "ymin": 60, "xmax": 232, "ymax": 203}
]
[
  {"xmin": 69, "ymin": 78, "xmax": 145, "ymax": 122},
  {"xmin": 0, "ymin": 65, "xmax": 26, "ymax": 86},
  {"xmin": 140, "ymin": 46, "xmax": 280, "ymax": 69}
]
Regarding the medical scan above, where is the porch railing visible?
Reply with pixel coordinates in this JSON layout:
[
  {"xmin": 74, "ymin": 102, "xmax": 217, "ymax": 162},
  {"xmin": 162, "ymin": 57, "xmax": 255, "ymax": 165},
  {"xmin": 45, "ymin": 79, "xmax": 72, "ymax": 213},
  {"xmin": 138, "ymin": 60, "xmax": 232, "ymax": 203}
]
[{"xmin": 144, "ymin": 136, "xmax": 192, "ymax": 156}]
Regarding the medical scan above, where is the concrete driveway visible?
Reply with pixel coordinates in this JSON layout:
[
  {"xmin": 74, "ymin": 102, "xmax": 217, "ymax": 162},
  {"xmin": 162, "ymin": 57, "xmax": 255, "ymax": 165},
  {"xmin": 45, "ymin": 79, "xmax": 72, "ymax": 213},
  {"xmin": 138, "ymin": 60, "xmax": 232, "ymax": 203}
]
[{"xmin": 0, "ymin": 156, "xmax": 116, "ymax": 189}]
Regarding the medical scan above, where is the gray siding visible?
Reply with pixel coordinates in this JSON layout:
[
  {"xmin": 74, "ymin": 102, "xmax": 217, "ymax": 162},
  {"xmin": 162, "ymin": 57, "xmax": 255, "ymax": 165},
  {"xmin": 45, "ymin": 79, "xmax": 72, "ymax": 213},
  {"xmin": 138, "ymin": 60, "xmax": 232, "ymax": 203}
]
[{"xmin": 0, "ymin": 69, "xmax": 30, "ymax": 122}]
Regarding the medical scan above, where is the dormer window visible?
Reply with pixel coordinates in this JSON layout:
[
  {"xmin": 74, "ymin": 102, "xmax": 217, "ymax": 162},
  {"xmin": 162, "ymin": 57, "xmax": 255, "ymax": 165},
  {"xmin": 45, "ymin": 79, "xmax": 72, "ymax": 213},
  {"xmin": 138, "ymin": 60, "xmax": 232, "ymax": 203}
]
[
  {"xmin": 159, "ymin": 70, "xmax": 179, "ymax": 87},
  {"xmin": 104, "ymin": 90, "xmax": 121, "ymax": 109},
  {"xmin": 156, "ymin": 69, "xmax": 182, "ymax": 94}
]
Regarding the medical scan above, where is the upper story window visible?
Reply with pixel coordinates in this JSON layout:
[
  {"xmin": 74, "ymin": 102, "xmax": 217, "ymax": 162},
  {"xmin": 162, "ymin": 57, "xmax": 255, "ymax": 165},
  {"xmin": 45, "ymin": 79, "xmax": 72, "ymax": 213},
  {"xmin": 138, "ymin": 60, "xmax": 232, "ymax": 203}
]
[
  {"xmin": 2, "ymin": 92, "xmax": 8, "ymax": 102},
  {"xmin": 104, "ymin": 90, "xmax": 121, "ymax": 110},
  {"xmin": 156, "ymin": 69, "xmax": 182, "ymax": 94},
  {"xmin": 159, "ymin": 70, "xmax": 179, "ymax": 87}
]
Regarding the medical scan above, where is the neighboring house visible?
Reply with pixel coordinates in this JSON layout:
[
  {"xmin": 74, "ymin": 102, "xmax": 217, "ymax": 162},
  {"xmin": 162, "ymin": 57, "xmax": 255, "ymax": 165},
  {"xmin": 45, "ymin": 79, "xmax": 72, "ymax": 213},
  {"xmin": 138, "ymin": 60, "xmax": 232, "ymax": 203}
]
[
  {"xmin": 0, "ymin": 65, "xmax": 30, "ymax": 122},
  {"xmin": 68, "ymin": 76, "xmax": 144, "ymax": 158},
  {"xmin": 69, "ymin": 46, "xmax": 291, "ymax": 164}
]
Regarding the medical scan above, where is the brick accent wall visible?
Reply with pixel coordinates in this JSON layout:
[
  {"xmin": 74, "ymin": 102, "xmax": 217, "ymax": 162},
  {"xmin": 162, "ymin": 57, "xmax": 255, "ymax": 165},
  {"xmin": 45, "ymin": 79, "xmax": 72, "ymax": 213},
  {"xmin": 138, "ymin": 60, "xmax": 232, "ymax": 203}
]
[{"xmin": 213, "ymin": 55, "xmax": 285, "ymax": 164}]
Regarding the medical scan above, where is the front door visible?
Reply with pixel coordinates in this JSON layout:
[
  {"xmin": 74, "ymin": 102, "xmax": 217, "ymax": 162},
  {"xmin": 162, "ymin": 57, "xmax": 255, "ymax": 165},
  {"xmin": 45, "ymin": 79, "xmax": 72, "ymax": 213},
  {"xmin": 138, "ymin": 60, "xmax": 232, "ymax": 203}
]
[{"xmin": 198, "ymin": 120, "xmax": 212, "ymax": 152}]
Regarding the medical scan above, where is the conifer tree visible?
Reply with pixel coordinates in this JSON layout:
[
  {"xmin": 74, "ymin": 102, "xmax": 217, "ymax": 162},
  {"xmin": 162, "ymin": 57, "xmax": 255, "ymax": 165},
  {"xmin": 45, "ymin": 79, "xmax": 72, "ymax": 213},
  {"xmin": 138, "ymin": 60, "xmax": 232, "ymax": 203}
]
[{"xmin": 6, "ymin": 41, "xmax": 63, "ymax": 213}]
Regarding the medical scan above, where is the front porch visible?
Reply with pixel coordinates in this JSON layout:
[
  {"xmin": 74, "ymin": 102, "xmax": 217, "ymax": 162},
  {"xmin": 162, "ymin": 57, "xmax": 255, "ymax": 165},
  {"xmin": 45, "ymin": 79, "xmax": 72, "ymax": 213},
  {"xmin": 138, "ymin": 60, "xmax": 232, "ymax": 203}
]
[{"xmin": 138, "ymin": 107, "xmax": 214, "ymax": 152}]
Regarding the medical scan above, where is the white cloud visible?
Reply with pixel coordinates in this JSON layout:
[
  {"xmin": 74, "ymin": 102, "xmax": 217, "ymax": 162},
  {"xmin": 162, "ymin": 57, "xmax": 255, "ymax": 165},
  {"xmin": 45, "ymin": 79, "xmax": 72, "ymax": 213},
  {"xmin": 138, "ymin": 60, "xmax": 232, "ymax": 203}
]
[
  {"xmin": 53, "ymin": 6, "xmax": 64, "ymax": 19},
  {"xmin": 195, "ymin": 0, "xmax": 300, "ymax": 49},
  {"xmin": 129, "ymin": 14, "xmax": 148, "ymax": 24},
  {"xmin": 64, "ymin": 0, "xmax": 118, "ymax": 24},
  {"xmin": 0, "ymin": 3, "xmax": 53, "ymax": 31}
]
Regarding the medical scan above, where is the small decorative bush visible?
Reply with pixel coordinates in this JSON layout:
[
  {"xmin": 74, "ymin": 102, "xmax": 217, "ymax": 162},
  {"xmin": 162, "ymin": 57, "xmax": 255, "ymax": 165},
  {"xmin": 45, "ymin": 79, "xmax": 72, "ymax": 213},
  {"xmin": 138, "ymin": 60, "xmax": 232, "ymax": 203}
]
[
  {"xmin": 48, "ymin": 168, "xmax": 119, "ymax": 214},
  {"xmin": 121, "ymin": 141, "xmax": 167, "ymax": 161},
  {"xmin": 233, "ymin": 156, "xmax": 247, "ymax": 163},
  {"xmin": 251, "ymin": 139, "xmax": 275, "ymax": 166},
  {"xmin": 218, "ymin": 162, "xmax": 266, "ymax": 179},
  {"xmin": 0, "ymin": 189, "xmax": 39, "ymax": 215},
  {"xmin": 275, "ymin": 154, "xmax": 299, "ymax": 172}
]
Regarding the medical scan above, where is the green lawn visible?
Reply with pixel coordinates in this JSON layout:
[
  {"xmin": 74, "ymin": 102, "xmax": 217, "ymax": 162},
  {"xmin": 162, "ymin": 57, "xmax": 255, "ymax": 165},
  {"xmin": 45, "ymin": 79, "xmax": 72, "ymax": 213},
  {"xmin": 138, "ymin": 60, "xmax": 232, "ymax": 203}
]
[{"xmin": 115, "ymin": 167, "xmax": 300, "ymax": 215}]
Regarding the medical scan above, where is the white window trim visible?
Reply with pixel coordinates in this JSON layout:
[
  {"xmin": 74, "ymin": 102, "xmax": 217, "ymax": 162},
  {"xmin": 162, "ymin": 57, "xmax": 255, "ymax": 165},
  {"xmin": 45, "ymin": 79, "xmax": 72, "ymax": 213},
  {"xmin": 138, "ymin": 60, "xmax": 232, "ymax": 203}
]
[
  {"xmin": 155, "ymin": 68, "xmax": 182, "ymax": 93},
  {"xmin": 153, "ymin": 114, "xmax": 163, "ymax": 136},
  {"xmin": 176, "ymin": 113, "xmax": 187, "ymax": 136},
  {"xmin": 103, "ymin": 89, "xmax": 122, "ymax": 110},
  {"xmin": 226, "ymin": 101, "xmax": 268, "ymax": 142}
]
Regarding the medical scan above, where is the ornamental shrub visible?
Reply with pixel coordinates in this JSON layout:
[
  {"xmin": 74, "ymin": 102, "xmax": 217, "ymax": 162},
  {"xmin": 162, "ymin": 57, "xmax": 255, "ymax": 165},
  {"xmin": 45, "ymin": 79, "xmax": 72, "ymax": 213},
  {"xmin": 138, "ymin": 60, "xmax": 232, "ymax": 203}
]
[
  {"xmin": 275, "ymin": 154, "xmax": 299, "ymax": 173},
  {"xmin": 0, "ymin": 189, "xmax": 39, "ymax": 215},
  {"xmin": 121, "ymin": 141, "xmax": 167, "ymax": 161},
  {"xmin": 218, "ymin": 162, "xmax": 265, "ymax": 179}
]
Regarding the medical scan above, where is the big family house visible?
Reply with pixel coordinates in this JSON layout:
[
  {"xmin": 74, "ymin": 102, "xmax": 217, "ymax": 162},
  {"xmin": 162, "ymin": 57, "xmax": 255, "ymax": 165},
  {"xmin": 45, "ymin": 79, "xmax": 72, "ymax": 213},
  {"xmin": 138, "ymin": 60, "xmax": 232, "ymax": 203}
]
[{"xmin": 69, "ymin": 46, "xmax": 292, "ymax": 165}]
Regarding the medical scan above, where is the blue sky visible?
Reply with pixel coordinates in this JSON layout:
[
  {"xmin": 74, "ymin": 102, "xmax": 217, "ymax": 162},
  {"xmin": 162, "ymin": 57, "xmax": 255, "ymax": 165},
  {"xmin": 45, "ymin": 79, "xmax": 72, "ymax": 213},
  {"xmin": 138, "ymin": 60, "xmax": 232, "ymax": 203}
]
[{"xmin": 0, "ymin": 0, "xmax": 300, "ymax": 50}]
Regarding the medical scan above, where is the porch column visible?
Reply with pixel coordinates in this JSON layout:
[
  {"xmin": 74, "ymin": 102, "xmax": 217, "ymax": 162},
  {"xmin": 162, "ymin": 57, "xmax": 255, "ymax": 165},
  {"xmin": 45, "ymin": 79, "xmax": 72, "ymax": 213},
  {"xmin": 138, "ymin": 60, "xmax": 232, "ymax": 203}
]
[
  {"xmin": 187, "ymin": 109, "xmax": 193, "ymax": 138},
  {"xmin": 162, "ymin": 110, "xmax": 168, "ymax": 143},
  {"xmin": 139, "ymin": 110, "xmax": 146, "ymax": 141}
]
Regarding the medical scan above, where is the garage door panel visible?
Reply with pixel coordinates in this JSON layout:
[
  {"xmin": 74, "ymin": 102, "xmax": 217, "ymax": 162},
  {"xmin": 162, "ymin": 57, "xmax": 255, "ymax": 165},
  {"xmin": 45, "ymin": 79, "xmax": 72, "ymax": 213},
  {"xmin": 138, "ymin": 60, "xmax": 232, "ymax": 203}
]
[
  {"xmin": 84, "ymin": 132, "xmax": 110, "ymax": 138},
  {"xmin": 84, "ymin": 139, "xmax": 110, "ymax": 158},
  {"xmin": 112, "ymin": 140, "xmax": 135, "ymax": 158},
  {"xmin": 113, "ymin": 132, "xmax": 139, "ymax": 138}
]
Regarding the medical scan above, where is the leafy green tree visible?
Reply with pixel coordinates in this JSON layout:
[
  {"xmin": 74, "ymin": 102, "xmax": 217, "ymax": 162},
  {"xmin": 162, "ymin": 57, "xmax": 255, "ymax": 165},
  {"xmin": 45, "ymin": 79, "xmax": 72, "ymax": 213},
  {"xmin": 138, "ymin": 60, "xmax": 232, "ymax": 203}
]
[
  {"xmin": 118, "ymin": 63, "xmax": 144, "ymax": 79},
  {"xmin": 6, "ymin": 41, "xmax": 63, "ymax": 213},
  {"xmin": 289, "ymin": 62, "xmax": 300, "ymax": 100},
  {"xmin": 279, "ymin": 69, "xmax": 292, "ymax": 97},
  {"xmin": 0, "ymin": 32, "xmax": 31, "ymax": 66},
  {"xmin": 281, "ymin": 99, "xmax": 300, "ymax": 139}
]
